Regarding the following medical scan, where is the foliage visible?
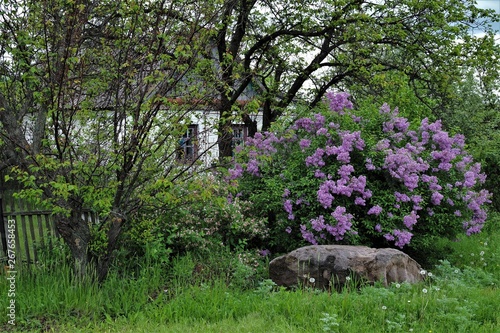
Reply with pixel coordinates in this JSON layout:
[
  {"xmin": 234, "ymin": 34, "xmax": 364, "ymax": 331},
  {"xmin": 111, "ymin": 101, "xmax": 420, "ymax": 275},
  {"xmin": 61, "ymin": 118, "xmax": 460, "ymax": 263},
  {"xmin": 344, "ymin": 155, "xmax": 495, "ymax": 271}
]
[
  {"xmin": 435, "ymin": 71, "xmax": 500, "ymax": 211},
  {"xmin": 229, "ymin": 92, "xmax": 491, "ymax": 260},
  {"xmin": 121, "ymin": 174, "xmax": 269, "ymax": 260}
]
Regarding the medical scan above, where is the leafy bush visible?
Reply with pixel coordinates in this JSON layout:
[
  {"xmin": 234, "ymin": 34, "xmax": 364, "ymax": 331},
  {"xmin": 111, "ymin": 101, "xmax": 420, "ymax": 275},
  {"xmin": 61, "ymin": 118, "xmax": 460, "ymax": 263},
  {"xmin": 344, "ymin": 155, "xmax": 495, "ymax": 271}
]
[
  {"xmin": 121, "ymin": 173, "xmax": 269, "ymax": 261},
  {"xmin": 229, "ymin": 92, "xmax": 491, "ymax": 261}
]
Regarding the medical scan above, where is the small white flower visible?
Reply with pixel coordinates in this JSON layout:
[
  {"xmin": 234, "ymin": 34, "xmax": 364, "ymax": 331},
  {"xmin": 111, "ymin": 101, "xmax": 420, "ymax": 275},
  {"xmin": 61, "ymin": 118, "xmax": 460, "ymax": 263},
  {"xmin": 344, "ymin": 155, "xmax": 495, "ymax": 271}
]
[
  {"xmin": 309, "ymin": 277, "xmax": 316, "ymax": 283},
  {"xmin": 408, "ymin": 300, "xmax": 411, "ymax": 303},
  {"xmin": 420, "ymin": 270, "xmax": 427, "ymax": 275},
  {"xmin": 484, "ymin": 242, "xmax": 488, "ymax": 246},
  {"xmin": 427, "ymin": 272, "xmax": 433, "ymax": 277},
  {"xmin": 480, "ymin": 251, "xmax": 485, "ymax": 256},
  {"xmin": 422, "ymin": 288, "xmax": 428, "ymax": 294},
  {"xmin": 395, "ymin": 283, "xmax": 401, "ymax": 288},
  {"xmin": 346, "ymin": 276, "xmax": 351, "ymax": 281},
  {"xmin": 382, "ymin": 305, "xmax": 387, "ymax": 310},
  {"xmin": 471, "ymin": 253, "xmax": 475, "ymax": 257},
  {"xmin": 409, "ymin": 329, "xmax": 414, "ymax": 332},
  {"xmin": 454, "ymin": 269, "xmax": 459, "ymax": 274}
]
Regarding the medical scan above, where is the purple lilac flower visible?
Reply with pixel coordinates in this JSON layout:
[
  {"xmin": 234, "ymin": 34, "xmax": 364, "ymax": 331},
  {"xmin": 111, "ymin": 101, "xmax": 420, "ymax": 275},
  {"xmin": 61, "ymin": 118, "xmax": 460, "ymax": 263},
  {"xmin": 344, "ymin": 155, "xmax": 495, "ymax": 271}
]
[
  {"xmin": 367, "ymin": 205, "xmax": 382, "ymax": 216},
  {"xmin": 393, "ymin": 229, "xmax": 413, "ymax": 248},
  {"xmin": 383, "ymin": 148, "xmax": 429, "ymax": 191},
  {"xmin": 283, "ymin": 189, "xmax": 291, "ymax": 198},
  {"xmin": 314, "ymin": 114, "xmax": 326, "ymax": 129},
  {"xmin": 394, "ymin": 117, "xmax": 410, "ymax": 132},
  {"xmin": 318, "ymin": 181, "xmax": 335, "ymax": 208},
  {"xmin": 431, "ymin": 192, "xmax": 443, "ymax": 205},
  {"xmin": 379, "ymin": 103, "xmax": 392, "ymax": 114},
  {"xmin": 299, "ymin": 139, "xmax": 311, "ymax": 149},
  {"xmin": 284, "ymin": 199, "xmax": 293, "ymax": 215},
  {"xmin": 316, "ymin": 127, "xmax": 328, "ymax": 136},
  {"xmin": 464, "ymin": 171, "xmax": 476, "ymax": 188},
  {"xmin": 403, "ymin": 211, "xmax": 419, "ymax": 230},
  {"xmin": 375, "ymin": 139, "xmax": 390, "ymax": 151},
  {"xmin": 394, "ymin": 191, "xmax": 410, "ymax": 202},
  {"xmin": 329, "ymin": 206, "xmax": 354, "ymax": 240},
  {"xmin": 314, "ymin": 169, "xmax": 326, "ymax": 178},
  {"xmin": 355, "ymin": 197, "xmax": 366, "ymax": 206},
  {"xmin": 259, "ymin": 249, "xmax": 271, "ymax": 257},
  {"xmin": 338, "ymin": 164, "xmax": 355, "ymax": 179},
  {"xmin": 301, "ymin": 225, "xmax": 318, "ymax": 244},
  {"xmin": 305, "ymin": 148, "xmax": 326, "ymax": 167},
  {"xmin": 375, "ymin": 224, "xmax": 382, "ymax": 232},
  {"xmin": 384, "ymin": 233, "xmax": 395, "ymax": 241},
  {"xmin": 326, "ymin": 91, "xmax": 354, "ymax": 113},
  {"xmin": 228, "ymin": 163, "xmax": 244, "ymax": 179},
  {"xmin": 365, "ymin": 158, "xmax": 376, "ymax": 170},
  {"xmin": 293, "ymin": 117, "xmax": 315, "ymax": 132},
  {"xmin": 310, "ymin": 215, "xmax": 326, "ymax": 232},
  {"xmin": 411, "ymin": 195, "xmax": 423, "ymax": 204},
  {"xmin": 246, "ymin": 159, "xmax": 260, "ymax": 176},
  {"xmin": 285, "ymin": 226, "xmax": 292, "ymax": 234}
]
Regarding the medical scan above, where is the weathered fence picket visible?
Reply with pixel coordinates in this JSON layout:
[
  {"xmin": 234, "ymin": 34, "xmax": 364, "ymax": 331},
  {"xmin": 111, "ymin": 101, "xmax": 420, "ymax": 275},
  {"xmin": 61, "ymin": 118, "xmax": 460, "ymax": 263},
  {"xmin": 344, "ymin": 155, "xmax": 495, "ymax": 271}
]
[{"xmin": 1, "ymin": 191, "xmax": 97, "ymax": 268}]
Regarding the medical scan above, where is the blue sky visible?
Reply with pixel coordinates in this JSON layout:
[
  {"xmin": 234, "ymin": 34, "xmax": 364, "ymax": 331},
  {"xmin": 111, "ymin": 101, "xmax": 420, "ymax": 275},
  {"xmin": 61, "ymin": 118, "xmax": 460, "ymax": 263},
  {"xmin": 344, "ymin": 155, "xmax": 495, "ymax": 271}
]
[{"xmin": 476, "ymin": 0, "xmax": 500, "ymax": 33}]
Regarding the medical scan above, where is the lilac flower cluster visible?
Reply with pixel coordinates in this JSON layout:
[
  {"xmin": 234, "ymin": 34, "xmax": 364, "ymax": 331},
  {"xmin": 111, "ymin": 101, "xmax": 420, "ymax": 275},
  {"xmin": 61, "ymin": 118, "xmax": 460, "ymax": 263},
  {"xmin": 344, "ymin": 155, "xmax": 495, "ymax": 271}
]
[
  {"xmin": 325, "ymin": 91, "xmax": 354, "ymax": 114},
  {"xmin": 228, "ymin": 92, "xmax": 492, "ymax": 249},
  {"xmin": 371, "ymin": 103, "xmax": 491, "ymax": 246}
]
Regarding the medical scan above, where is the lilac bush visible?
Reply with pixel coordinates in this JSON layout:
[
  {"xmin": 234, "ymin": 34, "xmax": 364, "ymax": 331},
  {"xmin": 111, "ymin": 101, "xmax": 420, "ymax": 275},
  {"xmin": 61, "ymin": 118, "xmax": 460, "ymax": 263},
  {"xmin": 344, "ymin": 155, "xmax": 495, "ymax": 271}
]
[{"xmin": 229, "ymin": 92, "xmax": 491, "ymax": 251}]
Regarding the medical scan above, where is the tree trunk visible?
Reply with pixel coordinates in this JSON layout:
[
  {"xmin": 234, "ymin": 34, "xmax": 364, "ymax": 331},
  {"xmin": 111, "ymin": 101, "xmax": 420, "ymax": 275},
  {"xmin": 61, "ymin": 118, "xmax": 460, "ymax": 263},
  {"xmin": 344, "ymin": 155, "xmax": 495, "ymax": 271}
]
[
  {"xmin": 261, "ymin": 99, "xmax": 276, "ymax": 132},
  {"xmin": 242, "ymin": 114, "xmax": 258, "ymax": 138},
  {"xmin": 218, "ymin": 97, "xmax": 234, "ymax": 160},
  {"xmin": 97, "ymin": 213, "xmax": 124, "ymax": 282},
  {"xmin": 56, "ymin": 211, "xmax": 91, "ymax": 280}
]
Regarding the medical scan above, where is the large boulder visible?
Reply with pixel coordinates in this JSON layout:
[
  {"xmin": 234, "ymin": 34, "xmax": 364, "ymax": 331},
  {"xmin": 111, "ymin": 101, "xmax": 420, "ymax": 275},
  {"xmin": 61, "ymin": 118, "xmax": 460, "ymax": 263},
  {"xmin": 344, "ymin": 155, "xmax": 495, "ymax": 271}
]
[{"xmin": 269, "ymin": 245, "xmax": 424, "ymax": 289}]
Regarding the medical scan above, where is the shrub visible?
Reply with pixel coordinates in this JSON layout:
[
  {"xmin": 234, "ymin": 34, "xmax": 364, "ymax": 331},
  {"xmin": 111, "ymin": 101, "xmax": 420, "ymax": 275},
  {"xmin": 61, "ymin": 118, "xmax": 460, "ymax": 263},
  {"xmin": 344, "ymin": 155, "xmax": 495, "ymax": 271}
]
[
  {"xmin": 121, "ymin": 173, "xmax": 269, "ymax": 261},
  {"xmin": 229, "ymin": 92, "xmax": 491, "ymax": 261}
]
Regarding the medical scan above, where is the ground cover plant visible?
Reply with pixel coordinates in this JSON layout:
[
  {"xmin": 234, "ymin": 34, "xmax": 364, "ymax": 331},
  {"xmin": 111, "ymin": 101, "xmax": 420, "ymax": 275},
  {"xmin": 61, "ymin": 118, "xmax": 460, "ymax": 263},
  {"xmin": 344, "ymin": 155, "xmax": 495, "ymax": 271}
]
[
  {"xmin": 229, "ymin": 92, "xmax": 492, "ymax": 265},
  {"xmin": 1, "ymin": 217, "xmax": 499, "ymax": 332}
]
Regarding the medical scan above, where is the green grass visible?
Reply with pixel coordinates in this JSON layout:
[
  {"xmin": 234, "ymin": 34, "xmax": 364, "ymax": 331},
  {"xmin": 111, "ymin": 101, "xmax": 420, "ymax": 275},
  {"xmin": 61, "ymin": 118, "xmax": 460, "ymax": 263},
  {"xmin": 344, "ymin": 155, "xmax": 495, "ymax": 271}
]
[{"xmin": 1, "ymin": 221, "xmax": 499, "ymax": 333}]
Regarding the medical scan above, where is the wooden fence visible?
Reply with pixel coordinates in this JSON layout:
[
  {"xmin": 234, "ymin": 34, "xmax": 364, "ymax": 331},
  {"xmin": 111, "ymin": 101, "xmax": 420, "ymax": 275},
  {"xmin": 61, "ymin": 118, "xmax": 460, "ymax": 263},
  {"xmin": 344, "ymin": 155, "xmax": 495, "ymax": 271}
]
[{"xmin": 0, "ymin": 191, "xmax": 97, "ymax": 268}]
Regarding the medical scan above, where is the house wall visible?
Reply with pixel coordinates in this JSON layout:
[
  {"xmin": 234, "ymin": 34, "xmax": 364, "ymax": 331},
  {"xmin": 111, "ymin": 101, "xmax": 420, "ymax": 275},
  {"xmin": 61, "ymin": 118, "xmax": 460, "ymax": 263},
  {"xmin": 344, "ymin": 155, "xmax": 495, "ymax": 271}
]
[{"xmin": 188, "ymin": 110, "xmax": 263, "ymax": 165}]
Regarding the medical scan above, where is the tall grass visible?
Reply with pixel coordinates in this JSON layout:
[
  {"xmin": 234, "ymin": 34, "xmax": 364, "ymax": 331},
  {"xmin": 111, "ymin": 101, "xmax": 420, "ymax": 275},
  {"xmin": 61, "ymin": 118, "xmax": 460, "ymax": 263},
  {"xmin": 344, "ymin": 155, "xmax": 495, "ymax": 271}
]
[{"xmin": 1, "ymin": 216, "xmax": 499, "ymax": 333}]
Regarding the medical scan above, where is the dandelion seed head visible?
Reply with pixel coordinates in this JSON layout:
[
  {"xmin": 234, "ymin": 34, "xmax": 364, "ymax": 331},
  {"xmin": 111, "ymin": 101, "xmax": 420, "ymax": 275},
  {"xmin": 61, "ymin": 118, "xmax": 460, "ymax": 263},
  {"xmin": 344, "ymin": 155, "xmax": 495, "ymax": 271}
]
[
  {"xmin": 382, "ymin": 306, "xmax": 387, "ymax": 310},
  {"xmin": 422, "ymin": 288, "xmax": 428, "ymax": 294},
  {"xmin": 420, "ymin": 270, "xmax": 427, "ymax": 275},
  {"xmin": 480, "ymin": 251, "xmax": 485, "ymax": 256},
  {"xmin": 309, "ymin": 277, "xmax": 316, "ymax": 283}
]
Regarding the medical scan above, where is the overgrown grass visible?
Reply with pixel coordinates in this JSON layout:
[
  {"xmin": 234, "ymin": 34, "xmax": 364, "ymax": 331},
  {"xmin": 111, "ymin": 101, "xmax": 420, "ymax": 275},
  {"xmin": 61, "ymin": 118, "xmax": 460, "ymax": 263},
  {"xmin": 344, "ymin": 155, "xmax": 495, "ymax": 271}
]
[{"xmin": 1, "ymin": 217, "xmax": 499, "ymax": 333}]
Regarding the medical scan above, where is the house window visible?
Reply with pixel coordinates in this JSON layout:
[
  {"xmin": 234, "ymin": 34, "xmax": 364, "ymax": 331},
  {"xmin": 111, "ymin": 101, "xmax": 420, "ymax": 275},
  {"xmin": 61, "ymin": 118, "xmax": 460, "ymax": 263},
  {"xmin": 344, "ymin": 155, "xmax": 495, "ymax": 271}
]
[
  {"xmin": 177, "ymin": 125, "xmax": 198, "ymax": 161},
  {"xmin": 231, "ymin": 125, "xmax": 247, "ymax": 152}
]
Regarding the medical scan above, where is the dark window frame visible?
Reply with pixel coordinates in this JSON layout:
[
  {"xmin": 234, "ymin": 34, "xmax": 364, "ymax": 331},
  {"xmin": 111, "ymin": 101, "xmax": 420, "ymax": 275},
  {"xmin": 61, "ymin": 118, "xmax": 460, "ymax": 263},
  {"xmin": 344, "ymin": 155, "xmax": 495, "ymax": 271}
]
[{"xmin": 177, "ymin": 124, "xmax": 198, "ymax": 161}]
